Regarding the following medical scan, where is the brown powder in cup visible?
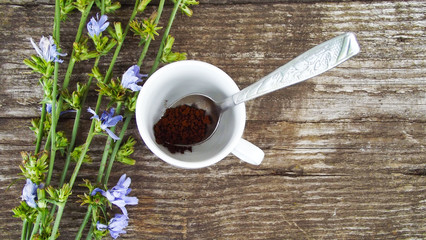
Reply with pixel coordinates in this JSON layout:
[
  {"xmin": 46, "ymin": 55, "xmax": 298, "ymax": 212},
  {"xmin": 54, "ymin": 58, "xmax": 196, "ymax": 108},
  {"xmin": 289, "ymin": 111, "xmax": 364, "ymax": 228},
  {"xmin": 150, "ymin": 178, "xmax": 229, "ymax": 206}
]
[{"xmin": 154, "ymin": 104, "xmax": 212, "ymax": 154}]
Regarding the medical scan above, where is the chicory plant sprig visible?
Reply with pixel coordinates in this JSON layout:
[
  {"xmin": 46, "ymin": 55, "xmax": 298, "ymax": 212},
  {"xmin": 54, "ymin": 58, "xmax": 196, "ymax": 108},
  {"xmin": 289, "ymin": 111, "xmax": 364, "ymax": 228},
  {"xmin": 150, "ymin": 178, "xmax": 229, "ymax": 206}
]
[
  {"xmin": 47, "ymin": 0, "xmax": 96, "ymax": 186},
  {"xmin": 47, "ymin": 0, "xmax": 98, "ymax": 237},
  {"xmin": 58, "ymin": 12, "xmax": 117, "ymax": 188},
  {"xmin": 103, "ymin": 0, "xmax": 191, "ymax": 185},
  {"xmin": 17, "ymin": 0, "xmax": 198, "ymax": 238},
  {"xmin": 94, "ymin": 65, "xmax": 148, "ymax": 185},
  {"xmin": 47, "ymin": 0, "xmax": 166, "ymax": 237},
  {"xmin": 18, "ymin": 0, "xmax": 106, "ymax": 238},
  {"xmin": 100, "ymin": 2, "xmax": 196, "ymax": 210},
  {"xmin": 76, "ymin": 0, "xmax": 199, "ymax": 238}
]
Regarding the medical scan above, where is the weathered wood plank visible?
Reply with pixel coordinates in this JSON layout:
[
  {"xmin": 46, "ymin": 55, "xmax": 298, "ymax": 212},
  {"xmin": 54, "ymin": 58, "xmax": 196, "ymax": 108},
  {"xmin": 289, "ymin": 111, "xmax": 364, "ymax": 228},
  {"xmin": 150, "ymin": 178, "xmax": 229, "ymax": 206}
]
[
  {"xmin": 0, "ymin": 0, "xmax": 381, "ymax": 6},
  {"xmin": 1, "ymin": 2, "xmax": 425, "ymax": 121},
  {"xmin": 0, "ymin": 0, "xmax": 425, "ymax": 239},
  {"xmin": 1, "ymin": 116, "xmax": 425, "ymax": 238}
]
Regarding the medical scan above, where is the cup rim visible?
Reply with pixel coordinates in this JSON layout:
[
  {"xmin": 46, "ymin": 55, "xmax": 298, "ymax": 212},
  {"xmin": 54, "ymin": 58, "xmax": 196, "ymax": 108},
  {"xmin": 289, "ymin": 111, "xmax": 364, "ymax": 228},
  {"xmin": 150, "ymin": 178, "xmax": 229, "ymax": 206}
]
[{"xmin": 135, "ymin": 60, "xmax": 246, "ymax": 169}]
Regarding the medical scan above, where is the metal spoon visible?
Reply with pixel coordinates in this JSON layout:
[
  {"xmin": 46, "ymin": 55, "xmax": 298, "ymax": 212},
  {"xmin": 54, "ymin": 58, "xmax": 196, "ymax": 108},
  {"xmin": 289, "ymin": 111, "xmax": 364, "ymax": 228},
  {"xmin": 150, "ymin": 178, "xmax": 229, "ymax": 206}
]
[{"xmin": 171, "ymin": 32, "xmax": 360, "ymax": 145}]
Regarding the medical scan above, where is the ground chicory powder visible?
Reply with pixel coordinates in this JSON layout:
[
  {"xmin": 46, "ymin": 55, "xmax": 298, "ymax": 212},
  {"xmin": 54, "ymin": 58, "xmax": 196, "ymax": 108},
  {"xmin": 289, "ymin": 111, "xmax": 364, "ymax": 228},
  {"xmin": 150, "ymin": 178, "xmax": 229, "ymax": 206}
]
[{"xmin": 154, "ymin": 104, "xmax": 212, "ymax": 154}]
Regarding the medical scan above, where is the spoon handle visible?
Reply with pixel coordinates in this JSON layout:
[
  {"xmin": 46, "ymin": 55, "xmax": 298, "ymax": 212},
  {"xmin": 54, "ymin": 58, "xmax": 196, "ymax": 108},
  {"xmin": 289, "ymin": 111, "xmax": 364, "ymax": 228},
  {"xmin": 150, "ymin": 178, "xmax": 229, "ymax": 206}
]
[{"xmin": 230, "ymin": 32, "xmax": 360, "ymax": 106}]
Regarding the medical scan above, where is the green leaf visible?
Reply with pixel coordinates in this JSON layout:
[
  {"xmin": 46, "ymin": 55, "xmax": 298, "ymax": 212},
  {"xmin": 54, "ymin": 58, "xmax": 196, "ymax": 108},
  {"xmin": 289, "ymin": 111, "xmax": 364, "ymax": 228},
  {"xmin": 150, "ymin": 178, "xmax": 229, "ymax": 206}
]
[
  {"xmin": 161, "ymin": 35, "xmax": 187, "ymax": 63},
  {"xmin": 45, "ymin": 184, "xmax": 72, "ymax": 203},
  {"xmin": 55, "ymin": 131, "xmax": 69, "ymax": 156},
  {"xmin": 137, "ymin": 0, "xmax": 152, "ymax": 12},
  {"xmin": 60, "ymin": 0, "xmax": 76, "ymax": 21},
  {"xmin": 78, "ymin": 179, "xmax": 109, "ymax": 208},
  {"xmin": 114, "ymin": 22, "xmax": 123, "ymax": 42},
  {"xmin": 102, "ymin": 39, "xmax": 117, "ymax": 54},
  {"xmin": 117, "ymin": 156, "xmax": 136, "ymax": 165},
  {"xmin": 96, "ymin": 78, "xmax": 127, "ymax": 103},
  {"xmin": 124, "ymin": 93, "xmax": 138, "ymax": 113},
  {"xmin": 58, "ymin": 184, "xmax": 72, "ymax": 202},
  {"xmin": 30, "ymin": 118, "xmax": 41, "ymax": 137},
  {"xmin": 115, "ymin": 137, "xmax": 137, "ymax": 165},
  {"xmin": 71, "ymin": 144, "xmax": 92, "ymax": 164},
  {"xmin": 171, "ymin": 0, "xmax": 199, "ymax": 17},
  {"xmin": 23, "ymin": 58, "xmax": 39, "ymax": 71},
  {"xmin": 90, "ymin": 66, "xmax": 104, "ymax": 82},
  {"xmin": 74, "ymin": 0, "xmax": 92, "ymax": 12},
  {"xmin": 95, "ymin": 0, "xmax": 120, "ymax": 13},
  {"xmin": 74, "ymin": 37, "xmax": 99, "ymax": 62},
  {"xmin": 62, "ymin": 82, "xmax": 88, "ymax": 109},
  {"xmin": 130, "ymin": 12, "xmax": 162, "ymax": 42},
  {"xmin": 12, "ymin": 201, "xmax": 38, "ymax": 222},
  {"xmin": 19, "ymin": 151, "xmax": 49, "ymax": 184}
]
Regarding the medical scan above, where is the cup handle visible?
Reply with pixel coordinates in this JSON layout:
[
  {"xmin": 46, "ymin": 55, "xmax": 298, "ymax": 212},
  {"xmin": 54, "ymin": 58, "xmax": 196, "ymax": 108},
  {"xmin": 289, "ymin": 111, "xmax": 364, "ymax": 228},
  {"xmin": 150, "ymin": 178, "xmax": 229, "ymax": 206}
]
[{"xmin": 231, "ymin": 138, "xmax": 264, "ymax": 165}]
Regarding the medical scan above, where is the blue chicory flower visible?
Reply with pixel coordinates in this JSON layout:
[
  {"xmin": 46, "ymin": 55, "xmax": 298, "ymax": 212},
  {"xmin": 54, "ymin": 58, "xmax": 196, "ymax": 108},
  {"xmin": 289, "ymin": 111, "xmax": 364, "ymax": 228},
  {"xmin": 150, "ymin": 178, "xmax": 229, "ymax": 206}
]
[
  {"xmin": 97, "ymin": 214, "xmax": 129, "ymax": 239},
  {"xmin": 21, "ymin": 179, "xmax": 38, "ymax": 208},
  {"xmin": 41, "ymin": 103, "xmax": 75, "ymax": 116},
  {"xmin": 87, "ymin": 13, "xmax": 110, "ymax": 38},
  {"xmin": 91, "ymin": 174, "xmax": 138, "ymax": 216},
  {"xmin": 88, "ymin": 107, "xmax": 123, "ymax": 141},
  {"xmin": 121, "ymin": 65, "xmax": 148, "ymax": 92},
  {"xmin": 30, "ymin": 36, "xmax": 66, "ymax": 63},
  {"xmin": 46, "ymin": 103, "xmax": 53, "ymax": 114}
]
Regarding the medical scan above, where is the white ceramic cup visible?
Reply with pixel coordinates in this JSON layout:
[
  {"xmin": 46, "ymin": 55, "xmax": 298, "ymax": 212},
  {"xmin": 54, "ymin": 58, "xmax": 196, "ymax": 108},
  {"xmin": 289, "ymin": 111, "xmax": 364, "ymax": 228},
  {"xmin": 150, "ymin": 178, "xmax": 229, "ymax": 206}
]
[{"xmin": 135, "ymin": 60, "xmax": 264, "ymax": 169}]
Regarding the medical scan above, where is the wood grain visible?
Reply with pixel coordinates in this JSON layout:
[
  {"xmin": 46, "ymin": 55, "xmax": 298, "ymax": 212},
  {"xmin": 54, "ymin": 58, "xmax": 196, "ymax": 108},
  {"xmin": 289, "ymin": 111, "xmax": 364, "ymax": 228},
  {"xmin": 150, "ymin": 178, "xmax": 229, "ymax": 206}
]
[{"xmin": 0, "ymin": 0, "xmax": 425, "ymax": 239}]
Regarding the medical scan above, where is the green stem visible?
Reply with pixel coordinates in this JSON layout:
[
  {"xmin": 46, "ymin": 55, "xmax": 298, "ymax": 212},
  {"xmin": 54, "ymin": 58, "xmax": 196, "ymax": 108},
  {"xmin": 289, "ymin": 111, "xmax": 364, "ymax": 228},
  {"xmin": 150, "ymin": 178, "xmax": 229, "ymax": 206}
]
[
  {"xmin": 89, "ymin": 0, "xmax": 140, "ymax": 117},
  {"xmin": 48, "ymin": 129, "xmax": 95, "ymax": 222},
  {"xmin": 26, "ymin": 221, "xmax": 32, "ymax": 240},
  {"xmin": 81, "ymin": 0, "xmax": 141, "ymax": 170},
  {"xmin": 85, "ymin": 225, "xmax": 94, "ymax": 240},
  {"xmin": 103, "ymin": 114, "xmax": 131, "ymax": 185},
  {"xmin": 70, "ymin": 132, "xmax": 95, "ymax": 188},
  {"xmin": 103, "ymin": 1, "xmax": 139, "ymax": 84},
  {"xmin": 92, "ymin": 2, "xmax": 154, "ymax": 180},
  {"xmin": 30, "ymin": 212, "xmax": 42, "ymax": 239},
  {"xmin": 150, "ymin": 0, "xmax": 182, "ymax": 74},
  {"xmin": 50, "ymin": 112, "xmax": 96, "ymax": 218},
  {"xmin": 75, "ymin": 205, "xmax": 92, "ymax": 240},
  {"xmin": 137, "ymin": 38, "xmax": 152, "ymax": 67},
  {"xmin": 44, "ymin": 127, "xmax": 52, "ymax": 151},
  {"xmin": 97, "ymin": 102, "xmax": 123, "ymax": 184},
  {"xmin": 62, "ymin": 58, "xmax": 77, "ymax": 91},
  {"xmin": 47, "ymin": 0, "xmax": 151, "ymax": 236},
  {"xmin": 59, "ymin": 55, "xmax": 100, "ymax": 187},
  {"xmin": 73, "ymin": 2, "xmax": 157, "ymax": 234},
  {"xmin": 46, "ymin": 0, "xmax": 64, "ymax": 184},
  {"xmin": 53, "ymin": 0, "xmax": 60, "ymax": 42},
  {"xmin": 21, "ymin": 220, "xmax": 27, "ymax": 240},
  {"xmin": 82, "ymin": 56, "xmax": 101, "ymax": 102},
  {"xmin": 137, "ymin": 0, "xmax": 165, "ymax": 66},
  {"xmin": 35, "ymin": 103, "xmax": 47, "ymax": 154},
  {"xmin": 104, "ymin": 0, "xmax": 171, "ymax": 185},
  {"xmin": 46, "ymin": 0, "xmax": 94, "ymax": 185},
  {"xmin": 46, "ymin": 61, "xmax": 60, "ymax": 186},
  {"xmin": 49, "ymin": 203, "xmax": 65, "ymax": 240},
  {"xmin": 101, "ymin": 1, "xmax": 105, "ymax": 15},
  {"xmin": 57, "ymin": 0, "xmax": 94, "ymax": 93},
  {"xmin": 59, "ymin": 108, "xmax": 82, "ymax": 186}
]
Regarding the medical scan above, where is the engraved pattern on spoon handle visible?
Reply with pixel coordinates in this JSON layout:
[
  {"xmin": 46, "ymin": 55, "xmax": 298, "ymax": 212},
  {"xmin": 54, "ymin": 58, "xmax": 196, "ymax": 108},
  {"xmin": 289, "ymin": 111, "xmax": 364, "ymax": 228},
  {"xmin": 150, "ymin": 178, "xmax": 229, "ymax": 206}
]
[{"xmin": 232, "ymin": 32, "xmax": 360, "ymax": 105}]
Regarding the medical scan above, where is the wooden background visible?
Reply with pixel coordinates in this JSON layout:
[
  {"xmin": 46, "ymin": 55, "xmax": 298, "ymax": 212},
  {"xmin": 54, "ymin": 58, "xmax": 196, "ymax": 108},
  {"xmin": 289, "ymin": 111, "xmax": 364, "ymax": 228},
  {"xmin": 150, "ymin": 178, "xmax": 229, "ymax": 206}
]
[{"xmin": 1, "ymin": 0, "xmax": 425, "ymax": 239}]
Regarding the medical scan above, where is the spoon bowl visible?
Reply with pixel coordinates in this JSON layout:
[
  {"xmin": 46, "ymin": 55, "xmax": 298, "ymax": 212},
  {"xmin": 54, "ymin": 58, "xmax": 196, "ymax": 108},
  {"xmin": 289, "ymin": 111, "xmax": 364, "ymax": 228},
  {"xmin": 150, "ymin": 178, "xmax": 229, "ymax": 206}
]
[
  {"xmin": 167, "ymin": 33, "xmax": 360, "ymax": 147},
  {"xmin": 168, "ymin": 93, "xmax": 220, "ymax": 145}
]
